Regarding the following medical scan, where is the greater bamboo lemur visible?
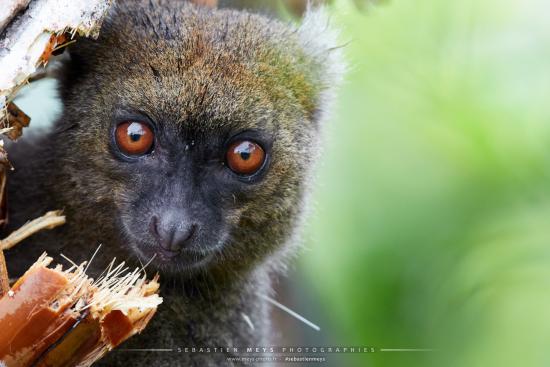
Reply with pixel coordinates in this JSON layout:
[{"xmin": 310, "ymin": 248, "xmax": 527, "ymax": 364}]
[{"xmin": 5, "ymin": 0, "xmax": 343, "ymax": 365}]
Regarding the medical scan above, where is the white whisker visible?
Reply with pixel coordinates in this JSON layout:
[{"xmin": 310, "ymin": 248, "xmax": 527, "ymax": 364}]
[{"xmin": 259, "ymin": 294, "xmax": 320, "ymax": 331}]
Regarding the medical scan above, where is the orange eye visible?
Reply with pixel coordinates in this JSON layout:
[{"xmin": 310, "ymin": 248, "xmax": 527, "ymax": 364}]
[
  {"xmin": 226, "ymin": 140, "xmax": 265, "ymax": 175},
  {"xmin": 115, "ymin": 121, "xmax": 154, "ymax": 156}
]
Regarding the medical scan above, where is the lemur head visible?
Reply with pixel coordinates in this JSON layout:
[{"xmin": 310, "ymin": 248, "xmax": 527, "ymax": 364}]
[{"xmin": 55, "ymin": 0, "xmax": 343, "ymax": 276}]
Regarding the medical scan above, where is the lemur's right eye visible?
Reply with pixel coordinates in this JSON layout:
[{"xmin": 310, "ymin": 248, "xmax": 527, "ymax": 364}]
[
  {"xmin": 115, "ymin": 121, "xmax": 154, "ymax": 156},
  {"xmin": 226, "ymin": 140, "xmax": 266, "ymax": 175}
]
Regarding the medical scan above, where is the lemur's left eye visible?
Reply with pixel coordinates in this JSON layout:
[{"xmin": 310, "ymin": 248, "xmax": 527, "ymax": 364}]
[
  {"xmin": 226, "ymin": 140, "xmax": 265, "ymax": 175},
  {"xmin": 115, "ymin": 121, "xmax": 154, "ymax": 156}
]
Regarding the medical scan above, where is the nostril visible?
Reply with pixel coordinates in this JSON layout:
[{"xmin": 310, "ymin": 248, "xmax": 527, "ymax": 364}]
[{"xmin": 170, "ymin": 224, "xmax": 197, "ymax": 252}]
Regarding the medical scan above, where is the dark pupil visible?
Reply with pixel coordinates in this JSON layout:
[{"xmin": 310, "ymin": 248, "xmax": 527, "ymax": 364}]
[
  {"xmin": 129, "ymin": 133, "xmax": 141, "ymax": 142},
  {"xmin": 236, "ymin": 142, "xmax": 254, "ymax": 160}
]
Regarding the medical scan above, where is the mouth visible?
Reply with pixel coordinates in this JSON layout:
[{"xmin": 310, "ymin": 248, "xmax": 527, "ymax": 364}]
[{"xmin": 135, "ymin": 243, "xmax": 215, "ymax": 272}]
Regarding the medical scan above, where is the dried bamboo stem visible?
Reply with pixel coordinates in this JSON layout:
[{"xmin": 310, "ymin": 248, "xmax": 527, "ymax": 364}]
[
  {"xmin": 4, "ymin": 102, "xmax": 30, "ymax": 140},
  {"xmin": 0, "ymin": 253, "xmax": 162, "ymax": 367},
  {"xmin": 0, "ymin": 210, "xmax": 66, "ymax": 251},
  {"xmin": 0, "ymin": 0, "xmax": 113, "ymax": 129},
  {"xmin": 0, "ymin": 138, "xmax": 9, "ymax": 297},
  {"xmin": 0, "ymin": 250, "xmax": 8, "ymax": 297}
]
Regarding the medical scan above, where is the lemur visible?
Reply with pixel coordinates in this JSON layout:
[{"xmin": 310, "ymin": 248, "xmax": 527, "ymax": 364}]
[{"xmin": 5, "ymin": 1, "xmax": 343, "ymax": 365}]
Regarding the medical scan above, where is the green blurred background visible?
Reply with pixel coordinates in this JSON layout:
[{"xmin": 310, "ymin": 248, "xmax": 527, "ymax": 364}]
[
  {"xmin": 295, "ymin": 0, "xmax": 550, "ymax": 366},
  {"xmin": 14, "ymin": 0, "xmax": 550, "ymax": 366}
]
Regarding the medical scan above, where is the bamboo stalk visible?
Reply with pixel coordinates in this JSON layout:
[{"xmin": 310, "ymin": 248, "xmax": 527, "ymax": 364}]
[
  {"xmin": 0, "ymin": 210, "xmax": 66, "ymax": 251},
  {"xmin": 0, "ymin": 250, "xmax": 8, "ymax": 297},
  {"xmin": 0, "ymin": 138, "xmax": 9, "ymax": 297},
  {"xmin": 0, "ymin": 253, "xmax": 162, "ymax": 367}
]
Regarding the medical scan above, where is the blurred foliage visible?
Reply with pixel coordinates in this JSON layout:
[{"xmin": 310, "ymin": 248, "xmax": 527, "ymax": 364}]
[{"xmin": 300, "ymin": 0, "xmax": 550, "ymax": 366}]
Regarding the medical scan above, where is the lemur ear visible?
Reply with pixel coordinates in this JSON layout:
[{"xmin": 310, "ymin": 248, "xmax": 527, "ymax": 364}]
[{"xmin": 297, "ymin": 7, "xmax": 346, "ymax": 125}]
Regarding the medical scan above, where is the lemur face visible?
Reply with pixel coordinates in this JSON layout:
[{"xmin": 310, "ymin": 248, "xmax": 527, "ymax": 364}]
[
  {"xmin": 105, "ymin": 106, "xmax": 278, "ymax": 273},
  {"xmin": 56, "ymin": 1, "xmax": 340, "ymax": 275}
]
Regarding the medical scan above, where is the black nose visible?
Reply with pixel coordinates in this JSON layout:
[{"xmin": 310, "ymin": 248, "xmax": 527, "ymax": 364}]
[{"xmin": 150, "ymin": 214, "xmax": 196, "ymax": 253}]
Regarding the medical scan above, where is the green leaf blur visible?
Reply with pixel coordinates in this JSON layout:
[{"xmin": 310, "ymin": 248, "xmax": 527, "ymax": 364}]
[{"xmin": 302, "ymin": 1, "xmax": 550, "ymax": 366}]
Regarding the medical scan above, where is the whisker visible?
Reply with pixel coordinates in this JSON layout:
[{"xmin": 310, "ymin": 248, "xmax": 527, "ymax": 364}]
[{"xmin": 259, "ymin": 294, "xmax": 321, "ymax": 332}]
